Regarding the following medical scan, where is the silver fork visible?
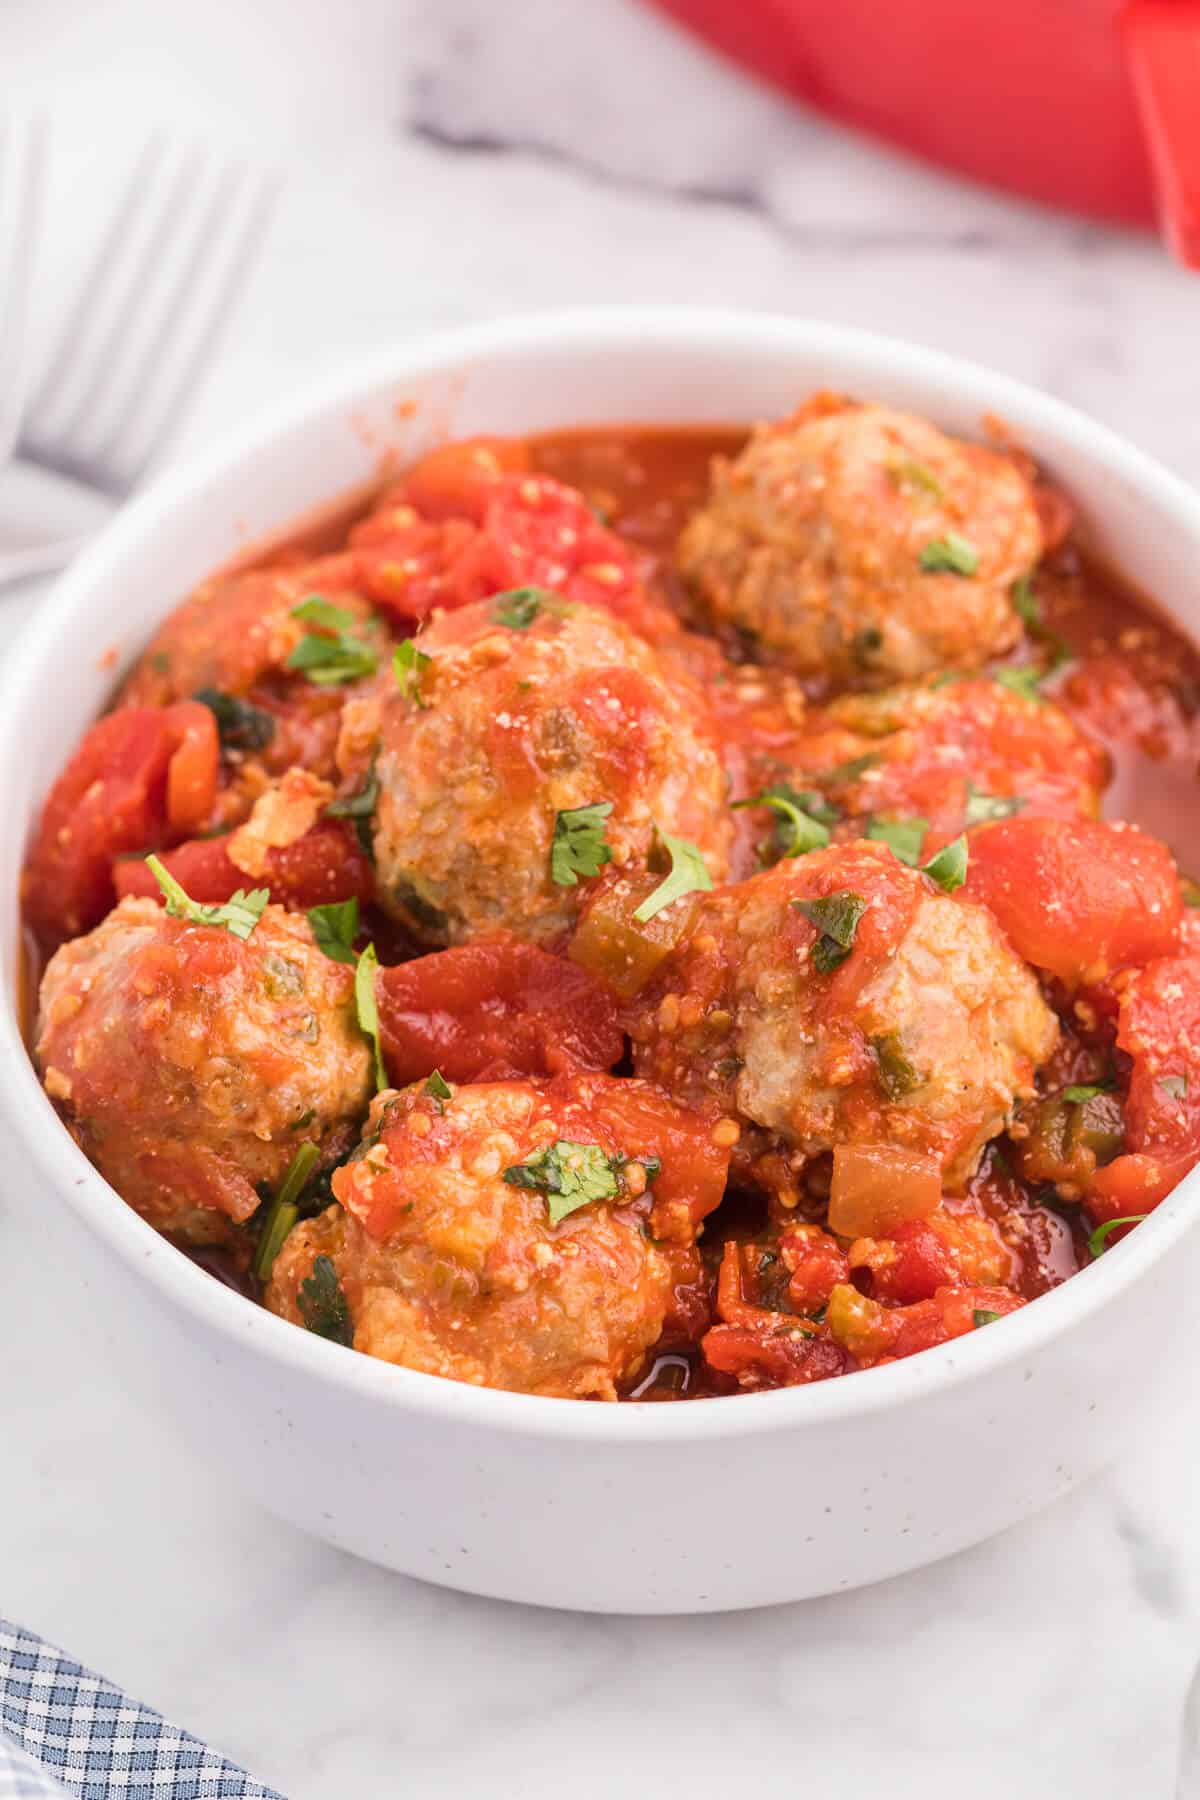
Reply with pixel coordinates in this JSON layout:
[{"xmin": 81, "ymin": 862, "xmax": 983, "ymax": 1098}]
[
  {"xmin": 0, "ymin": 133, "xmax": 278, "ymax": 589},
  {"xmin": 0, "ymin": 115, "xmax": 47, "ymax": 467}
]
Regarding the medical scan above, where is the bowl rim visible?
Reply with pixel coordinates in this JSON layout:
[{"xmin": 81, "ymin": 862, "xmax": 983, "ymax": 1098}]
[{"xmin": 6, "ymin": 302, "xmax": 1200, "ymax": 1446}]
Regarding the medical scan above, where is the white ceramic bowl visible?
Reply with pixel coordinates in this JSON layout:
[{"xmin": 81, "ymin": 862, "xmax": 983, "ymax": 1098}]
[{"xmin": 5, "ymin": 309, "xmax": 1199, "ymax": 1615}]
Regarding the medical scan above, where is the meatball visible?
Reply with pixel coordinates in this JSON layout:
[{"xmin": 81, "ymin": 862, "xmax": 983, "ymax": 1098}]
[
  {"xmin": 120, "ymin": 559, "xmax": 377, "ymax": 708},
  {"xmin": 736, "ymin": 674, "xmax": 1107, "ymax": 859},
  {"xmin": 630, "ymin": 841, "xmax": 1057, "ymax": 1190},
  {"xmin": 677, "ymin": 394, "xmax": 1041, "ymax": 685},
  {"xmin": 35, "ymin": 897, "xmax": 372, "ymax": 1245},
  {"xmin": 370, "ymin": 597, "xmax": 732, "ymax": 946},
  {"xmin": 266, "ymin": 1074, "xmax": 733, "ymax": 1399}
]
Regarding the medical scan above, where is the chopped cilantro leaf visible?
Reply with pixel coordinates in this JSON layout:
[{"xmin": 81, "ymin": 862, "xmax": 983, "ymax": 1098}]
[
  {"xmin": 292, "ymin": 597, "xmax": 357, "ymax": 633},
  {"xmin": 393, "ymin": 638, "xmax": 432, "ymax": 707},
  {"xmin": 733, "ymin": 787, "xmax": 830, "ymax": 859},
  {"xmin": 326, "ymin": 763, "xmax": 379, "ymax": 857},
  {"xmin": 919, "ymin": 533, "xmax": 978, "ymax": 576},
  {"xmin": 872, "ymin": 1032, "xmax": 922, "ymax": 1099},
  {"xmin": 551, "ymin": 801, "xmax": 613, "ymax": 887},
  {"xmin": 355, "ymin": 943, "xmax": 387, "ymax": 1091},
  {"xmin": 502, "ymin": 1139, "xmax": 623, "ymax": 1226},
  {"xmin": 793, "ymin": 890, "xmax": 868, "ymax": 973},
  {"xmin": 921, "ymin": 834, "xmax": 968, "ymax": 893},
  {"xmin": 964, "ymin": 784, "xmax": 1026, "ymax": 827},
  {"xmin": 890, "ymin": 458, "xmax": 944, "ymax": 501},
  {"xmin": 193, "ymin": 688, "xmax": 275, "ymax": 753},
  {"xmin": 994, "ymin": 666, "xmax": 1043, "ymax": 703},
  {"xmin": 307, "ymin": 898, "xmax": 359, "ymax": 965},
  {"xmin": 810, "ymin": 752, "xmax": 880, "ymax": 788},
  {"xmin": 866, "ymin": 815, "xmax": 927, "ymax": 867},
  {"xmin": 1063, "ymin": 1081, "xmax": 1114, "ymax": 1104},
  {"xmin": 423, "ymin": 1070, "xmax": 453, "ymax": 1112},
  {"xmin": 973, "ymin": 1308, "xmax": 1001, "ymax": 1328},
  {"xmin": 633, "ymin": 831, "xmax": 713, "ymax": 923},
  {"xmin": 145, "ymin": 854, "xmax": 268, "ymax": 941},
  {"xmin": 286, "ymin": 597, "xmax": 378, "ymax": 686},
  {"xmin": 1012, "ymin": 575, "xmax": 1040, "ymax": 628},
  {"xmin": 1088, "ymin": 1214, "xmax": 1148, "ymax": 1258},
  {"xmin": 253, "ymin": 1140, "xmax": 321, "ymax": 1282},
  {"xmin": 297, "ymin": 1254, "xmax": 354, "ymax": 1345},
  {"xmin": 492, "ymin": 586, "xmax": 554, "ymax": 629}
]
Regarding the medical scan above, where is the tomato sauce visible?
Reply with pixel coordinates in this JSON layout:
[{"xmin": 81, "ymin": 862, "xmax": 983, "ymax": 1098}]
[{"xmin": 23, "ymin": 417, "xmax": 1200, "ymax": 1402}]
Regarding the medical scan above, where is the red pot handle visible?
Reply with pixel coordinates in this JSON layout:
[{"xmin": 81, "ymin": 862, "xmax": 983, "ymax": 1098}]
[{"xmin": 1122, "ymin": 0, "xmax": 1200, "ymax": 268}]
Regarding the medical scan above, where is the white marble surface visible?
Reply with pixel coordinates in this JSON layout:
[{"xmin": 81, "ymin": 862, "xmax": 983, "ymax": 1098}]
[{"xmin": 4, "ymin": 2, "xmax": 1200, "ymax": 1795}]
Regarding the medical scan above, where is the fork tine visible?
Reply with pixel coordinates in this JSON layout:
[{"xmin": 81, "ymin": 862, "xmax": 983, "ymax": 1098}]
[
  {"xmin": 0, "ymin": 113, "xmax": 48, "ymax": 460},
  {"xmin": 22, "ymin": 135, "xmax": 209, "ymax": 476},
  {"xmin": 22, "ymin": 131, "xmax": 167, "ymax": 450},
  {"xmin": 93, "ymin": 160, "xmax": 279, "ymax": 490}
]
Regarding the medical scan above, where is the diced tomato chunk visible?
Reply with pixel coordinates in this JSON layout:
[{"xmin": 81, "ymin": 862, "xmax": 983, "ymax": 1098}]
[
  {"xmin": 352, "ymin": 469, "xmax": 674, "ymax": 638},
  {"xmin": 394, "ymin": 436, "xmax": 532, "ymax": 523},
  {"xmin": 1087, "ymin": 1151, "xmax": 1197, "ymax": 1223},
  {"xmin": 965, "ymin": 817, "xmax": 1180, "ymax": 984},
  {"xmin": 24, "ymin": 702, "xmax": 220, "ymax": 946},
  {"xmin": 113, "ymin": 819, "xmax": 373, "ymax": 911},
  {"xmin": 826, "ymin": 1281, "xmax": 1023, "ymax": 1365},
  {"xmin": 1116, "ymin": 952, "xmax": 1200, "ymax": 1158},
  {"xmin": 702, "ymin": 1322, "xmax": 850, "ymax": 1389},
  {"xmin": 376, "ymin": 932, "xmax": 624, "ymax": 1087}
]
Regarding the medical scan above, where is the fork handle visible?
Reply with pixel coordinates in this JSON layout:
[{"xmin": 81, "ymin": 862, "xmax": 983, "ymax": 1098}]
[{"xmin": 0, "ymin": 532, "xmax": 89, "ymax": 591}]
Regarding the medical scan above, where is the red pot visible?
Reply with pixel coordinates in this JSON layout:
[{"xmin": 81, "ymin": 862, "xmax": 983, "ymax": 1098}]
[{"xmin": 648, "ymin": 0, "xmax": 1200, "ymax": 266}]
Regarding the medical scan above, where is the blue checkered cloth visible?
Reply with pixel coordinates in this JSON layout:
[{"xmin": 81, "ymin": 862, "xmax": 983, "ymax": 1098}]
[{"xmin": 0, "ymin": 1620, "xmax": 286, "ymax": 1799}]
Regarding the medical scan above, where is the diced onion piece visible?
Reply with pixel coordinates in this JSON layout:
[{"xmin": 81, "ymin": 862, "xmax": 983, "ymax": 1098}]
[{"xmin": 827, "ymin": 1144, "xmax": 942, "ymax": 1239}]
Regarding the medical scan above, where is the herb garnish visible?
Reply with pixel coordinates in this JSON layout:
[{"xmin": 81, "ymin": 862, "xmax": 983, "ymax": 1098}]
[
  {"xmin": 872, "ymin": 1032, "xmax": 922, "ymax": 1099},
  {"xmin": 919, "ymin": 533, "xmax": 978, "ymax": 576},
  {"xmin": 973, "ymin": 1308, "xmax": 1001, "ymax": 1328},
  {"xmin": 492, "ymin": 587, "xmax": 554, "ymax": 629},
  {"xmin": 355, "ymin": 943, "xmax": 387, "ymax": 1091},
  {"xmin": 866, "ymin": 816, "xmax": 927, "ymax": 867},
  {"xmin": 733, "ymin": 786, "xmax": 831, "ymax": 859},
  {"xmin": 393, "ymin": 638, "xmax": 432, "ymax": 707},
  {"xmin": 307, "ymin": 897, "xmax": 360, "ymax": 965},
  {"xmin": 810, "ymin": 751, "xmax": 881, "ymax": 788},
  {"xmin": 423, "ymin": 1070, "xmax": 452, "ymax": 1110},
  {"xmin": 793, "ymin": 891, "xmax": 868, "ymax": 974},
  {"xmin": 502, "ymin": 1139, "xmax": 654, "ymax": 1226},
  {"xmin": 921, "ymin": 834, "xmax": 968, "ymax": 893},
  {"xmin": 1011, "ymin": 575, "xmax": 1073, "ymax": 676},
  {"xmin": 1062, "ymin": 1081, "xmax": 1114, "ymax": 1104},
  {"xmin": 994, "ymin": 666, "xmax": 1044, "ymax": 704},
  {"xmin": 253, "ymin": 1140, "xmax": 321, "ymax": 1282},
  {"xmin": 633, "ymin": 831, "xmax": 714, "ymax": 923},
  {"xmin": 193, "ymin": 688, "xmax": 276, "ymax": 752},
  {"xmin": 964, "ymin": 784, "xmax": 1026, "ymax": 827},
  {"xmin": 551, "ymin": 801, "xmax": 613, "ymax": 887},
  {"xmin": 145, "ymin": 854, "xmax": 268, "ymax": 941},
  {"xmin": 326, "ymin": 763, "xmax": 379, "ymax": 857},
  {"xmin": 1088, "ymin": 1215, "xmax": 1148, "ymax": 1258},
  {"xmin": 297, "ymin": 1254, "xmax": 353, "ymax": 1346},
  {"xmin": 286, "ymin": 597, "xmax": 378, "ymax": 686},
  {"xmin": 890, "ymin": 459, "xmax": 944, "ymax": 501}
]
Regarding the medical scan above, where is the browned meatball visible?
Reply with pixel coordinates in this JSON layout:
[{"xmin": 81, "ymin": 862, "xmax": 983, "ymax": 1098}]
[
  {"xmin": 36, "ymin": 897, "xmax": 372, "ymax": 1245},
  {"xmin": 371, "ymin": 596, "xmax": 733, "ymax": 946},
  {"xmin": 119, "ymin": 560, "xmax": 378, "ymax": 708},
  {"xmin": 267, "ymin": 1073, "xmax": 732, "ymax": 1398},
  {"xmin": 677, "ymin": 394, "xmax": 1041, "ymax": 685},
  {"xmin": 630, "ymin": 842, "xmax": 1057, "ymax": 1191}
]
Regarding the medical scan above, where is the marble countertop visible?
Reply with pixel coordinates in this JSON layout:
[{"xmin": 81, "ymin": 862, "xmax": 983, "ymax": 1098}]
[{"xmin": 4, "ymin": 2, "xmax": 1200, "ymax": 1795}]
